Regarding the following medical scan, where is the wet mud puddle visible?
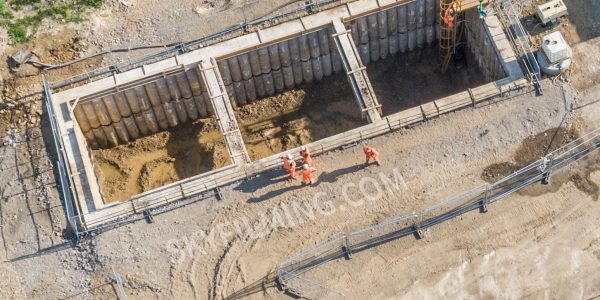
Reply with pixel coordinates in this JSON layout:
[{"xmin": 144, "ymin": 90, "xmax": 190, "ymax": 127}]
[{"xmin": 482, "ymin": 127, "xmax": 600, "ymax": 199}]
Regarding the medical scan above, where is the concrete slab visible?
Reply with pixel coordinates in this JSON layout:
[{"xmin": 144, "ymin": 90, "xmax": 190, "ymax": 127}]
[
  {"xmin": 259, "ymin": 20, "xmax": 305, "ymax": 43},
  {"xmin": 332, "ymin": 19, "xmax": 382, "ymax": 122},
  {"xmin": 421, "ymin": 102, "xmax": 439, "ymax": 119},
  {"xmin": 346, "ymin": 0, "xmax": 379, "ymax": 16}
]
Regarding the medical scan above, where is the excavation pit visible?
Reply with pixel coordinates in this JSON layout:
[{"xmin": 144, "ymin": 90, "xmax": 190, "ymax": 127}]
[
  {"xmin": 367, "ymin": 48, "xmax": 488, "ymax": 115},
  {"xmin": 45, "ymin": 0, "xmax": 524, "ymax": 231},
  {"xmin": 235, "ymin": 75, "xmax": 362, "ymax": 160},
  {"xmin": 93, "ymin": 118, "xmax": 231, "ymax": 203}
]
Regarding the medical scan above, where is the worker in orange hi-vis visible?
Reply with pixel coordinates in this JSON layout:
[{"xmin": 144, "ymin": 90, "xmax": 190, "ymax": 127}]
[
  {"xmin": 299, "ymin": 145, "xmax": 313, "ymax": 167},
  {"xmin": 363, "ymin": 145, "xmax": 381, "ymax": 166},
  {"xmin": 280, "ymin": 153, "xmax": 297, "ymax": 180},
  {"xmin": 443, "ymin": 3, "xmax": 457, "ymax": 29},
  {"xmin": 300, "ymin": 164, "xmax": 317, "ymax": 185}
]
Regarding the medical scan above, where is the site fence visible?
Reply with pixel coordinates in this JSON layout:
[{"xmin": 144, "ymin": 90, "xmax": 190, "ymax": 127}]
[
  {"xmin": 42, "ymin": 74, "xmax": 82, "ymax": 237},
  {"xmin": 277, "ymin": 126, "xmax": 600, "ymax": 299},
  {"xmin": 495, "ymin": 0, "xmax": 543, "ymax": 94}
]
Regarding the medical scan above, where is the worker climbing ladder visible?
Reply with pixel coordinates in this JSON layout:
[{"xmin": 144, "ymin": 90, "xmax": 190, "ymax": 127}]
[{"xmin": 440, "ymin": 0, "xmax": 463, "ymax": 73}]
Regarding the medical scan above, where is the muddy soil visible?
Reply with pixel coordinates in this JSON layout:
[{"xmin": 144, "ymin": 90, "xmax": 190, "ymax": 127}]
[
  {"xmin": 482, "ymin": 126, "xmax": 580, "ymax": 182},
  {"xmin": 93, "ymin": 118, "xmax": 230, "ymax": 203},
  {"xmin": 237, "ymin": 74, "xmax": 364, "ymax": 160},
  {"xmin": 481, "ymin": 122, "xmax": 600, "ymax": 199}
]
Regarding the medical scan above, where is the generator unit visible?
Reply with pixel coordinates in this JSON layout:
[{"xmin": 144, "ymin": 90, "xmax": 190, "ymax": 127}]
[{"xmin": 536, "ymin": 0, "xmax": 568, "ymax": 26}]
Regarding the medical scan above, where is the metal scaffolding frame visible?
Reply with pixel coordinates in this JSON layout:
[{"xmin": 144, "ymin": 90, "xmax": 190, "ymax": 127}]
[{"xmin": 494, "ymin": 0, "xmax": 543, "ymax": 94}]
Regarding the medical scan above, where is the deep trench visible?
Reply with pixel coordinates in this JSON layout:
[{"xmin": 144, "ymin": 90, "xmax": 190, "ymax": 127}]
[{"xmin": 86, "ymin": 8, "xmax": 502, "ymax": 203}]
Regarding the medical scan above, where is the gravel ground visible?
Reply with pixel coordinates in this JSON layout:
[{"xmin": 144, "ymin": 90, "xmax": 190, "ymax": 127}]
[{"xmin": 0, "ymin": 0, "xmax": 599, "ymax": 299}]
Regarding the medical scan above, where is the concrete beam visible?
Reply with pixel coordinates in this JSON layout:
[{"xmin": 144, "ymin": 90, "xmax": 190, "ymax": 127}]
[
  {"xmin": 198, "ymin": 58, "xmax": 250, "ymax": 165},
  {"xmin": 331, "ymin": 19, "xmax": 382, "ymax": 123},
  {"xmin": 52, "ymin": 101, "xmax": 104, "ymax": 213}
]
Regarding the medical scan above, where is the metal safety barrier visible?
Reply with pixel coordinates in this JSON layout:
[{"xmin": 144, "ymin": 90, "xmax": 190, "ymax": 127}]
[
  {"xmin": 277, "ymin": 126, "xmax": 600, "ymax": 299},
  {"xmin": 494, "ymin": 0, "xmax": 543, "ymax": 94}
]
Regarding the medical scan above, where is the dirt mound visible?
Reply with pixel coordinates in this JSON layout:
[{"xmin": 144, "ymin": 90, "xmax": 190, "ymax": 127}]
[
  {"xmin": 482, "ymin": 126, "xmax": 580, "ymax": 183},
  {"xmin": 237, "ymin": 75, "xmax": 365, "ymax": 160}
]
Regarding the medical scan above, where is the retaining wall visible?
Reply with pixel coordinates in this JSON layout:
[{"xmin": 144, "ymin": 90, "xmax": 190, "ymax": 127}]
[
  {"xmin": 72, "ymin": 0, "xmax": 443, "ymax": 149},
  {"xmin": 466, "ymin": 10, "xmax": 506, "ymax": 82}
]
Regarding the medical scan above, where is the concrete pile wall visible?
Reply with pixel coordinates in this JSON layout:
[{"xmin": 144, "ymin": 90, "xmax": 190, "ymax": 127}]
[
  {"xmin": 349, "ymin": 0, "xmax": 437, "ymax": 64},
  {"xmin": 72, "ymin": 0, "xmax": 443, "ymax": 149},
  {"xmin": 465, "ymin": 10, "xmax": 506, "ymax": 81},
  {"xmin": 72, "ymin": 68, "xmax": 212, "ymax": 149},
  {"xmin": 217, "ymin": 27, "xmax": 343, "ymax": 105}
]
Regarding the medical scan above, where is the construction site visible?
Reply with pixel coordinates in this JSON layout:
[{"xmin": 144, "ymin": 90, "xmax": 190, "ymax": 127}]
[{"xmin": 0, "ymin": 0, "xmax": 599, "ymax": 298}]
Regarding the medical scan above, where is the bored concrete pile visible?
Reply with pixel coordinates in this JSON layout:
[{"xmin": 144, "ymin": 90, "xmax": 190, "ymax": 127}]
[{"xmin": 72, "ymin": 0, "xmax": 439, "ymax": 149}]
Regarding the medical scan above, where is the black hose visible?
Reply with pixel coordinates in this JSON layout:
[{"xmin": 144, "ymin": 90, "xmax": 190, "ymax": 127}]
[
  {"xmin": 28, "ymin": 42, "xmax": 184, "ymax": 70},
  {"xmin": 33, "ymin": 0, "xmax": 310, "ymax": 72}
]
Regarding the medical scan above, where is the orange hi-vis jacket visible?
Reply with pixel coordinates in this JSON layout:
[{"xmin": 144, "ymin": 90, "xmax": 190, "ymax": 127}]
[
  {"xmin": 444, "ymin": 7, "xmax": 456, "ymax": 28},
  {"xmin": 302, "ymin": 153, "xmax": 313, "ymax": 166},
  {"xmin": 300, "ymin": 167, "xmax": 317, "ymax": 183},
  {"xmin": 300, "ymin": 147, "xmax": 312, "ymax": 166},
  {"xmin": 364, "ymin": 146, "xmax": 380, "ymax": 162},
  {"xmin": 282, "ymin": 157, "xmax": 296, "ymax": 177}
]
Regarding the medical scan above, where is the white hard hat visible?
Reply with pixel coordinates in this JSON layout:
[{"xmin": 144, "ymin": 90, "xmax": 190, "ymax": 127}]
[
  {"xmin": 303, "ymin": 164, "xmax": 309, "ymax": 170},
  {"xmin": 287, "ymin": 154, "xmax": 293, "ymax": 160},
  {"xmin": 301, "ymin": 146, "xmax": 306, "ymax": 151}
]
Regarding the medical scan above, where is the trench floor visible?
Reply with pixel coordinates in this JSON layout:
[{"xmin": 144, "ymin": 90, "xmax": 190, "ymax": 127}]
[
  {"xmin": 93, "ymin": 120, "xmax": 231, "ymax": 203},
  {"xmin": 368, "ymin": 47, "xmax": 489, "ymax": 116}
]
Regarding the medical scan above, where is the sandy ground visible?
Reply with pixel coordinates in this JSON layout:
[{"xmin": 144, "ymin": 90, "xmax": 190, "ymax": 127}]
[{"xmin": 0, "ymin": 0, "xmax": 599, "ymax": 299}]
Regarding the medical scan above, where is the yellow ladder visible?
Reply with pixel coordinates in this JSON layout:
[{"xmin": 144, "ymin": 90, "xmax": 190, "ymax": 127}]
[{"xmin": 440, "ymin": 0, "xmax": 462, "ymax": 73}]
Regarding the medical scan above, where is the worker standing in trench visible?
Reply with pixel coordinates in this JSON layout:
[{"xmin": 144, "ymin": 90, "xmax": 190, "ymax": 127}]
[
  {"xmin": 364, "ymin": 145, "xmax": 381, "ymax": 166},
  {"xmin": 280, "ymin": 154, "xmax": 297, "ymax": 180}
]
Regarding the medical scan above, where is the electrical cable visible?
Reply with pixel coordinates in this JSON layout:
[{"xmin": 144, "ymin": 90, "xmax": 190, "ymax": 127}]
[{"xmin": 27, "ymin": 42, "xmax": 184, "ymax": 70}]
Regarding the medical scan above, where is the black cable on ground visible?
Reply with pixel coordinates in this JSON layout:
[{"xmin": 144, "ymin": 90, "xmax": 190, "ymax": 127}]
[
  {"xmin": 28, "ymin": 0, "xmax": 308, "ymax": 72},
  {"xmin": 27, "ymin": 42, "xmax": 184, "ymax": 70}
]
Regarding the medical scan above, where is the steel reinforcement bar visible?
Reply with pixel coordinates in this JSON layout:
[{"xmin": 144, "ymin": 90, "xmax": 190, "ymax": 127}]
[{"xmin": 277, "ymin": 126, "xmax": 600, "ymax": 297}]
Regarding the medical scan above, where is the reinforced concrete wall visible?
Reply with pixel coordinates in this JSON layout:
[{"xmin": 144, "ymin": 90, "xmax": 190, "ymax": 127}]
[
  {"xmin": 71, "ymin": 0, "xmax": 443, "ymax": 149},
  {"xmin": 466, "ymin": 10, "xmax": 505, "ymax": 82}
]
